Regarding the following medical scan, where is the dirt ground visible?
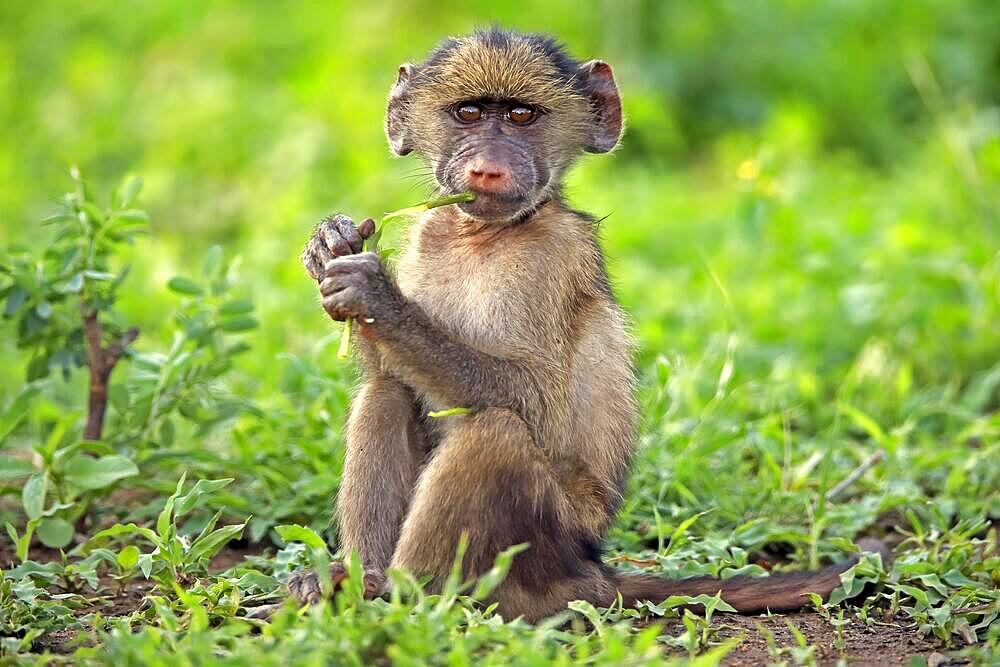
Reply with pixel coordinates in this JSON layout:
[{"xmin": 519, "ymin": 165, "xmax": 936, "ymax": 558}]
[
  {"xmin": 711, "ymin": 612, "xmax": 944, "ymax": 666},
  {"xmin": 2, "ymin": 543, "xmax": 963, "ymax": 664}
]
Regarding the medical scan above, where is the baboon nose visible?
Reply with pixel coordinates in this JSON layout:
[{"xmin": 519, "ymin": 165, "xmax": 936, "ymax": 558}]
[{"xmin": 466, "ymin": 161, "xmax": 513, "ymax": 194}]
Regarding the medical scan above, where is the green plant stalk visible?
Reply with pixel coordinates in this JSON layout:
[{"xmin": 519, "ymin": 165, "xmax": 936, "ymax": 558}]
[
  {"xmin": 427, "ymin": 407, "xmax": 473, "ymax": 418},
  {"xmin": 337, "ymin": 191, "xmax": 475, "ymax": 360}
]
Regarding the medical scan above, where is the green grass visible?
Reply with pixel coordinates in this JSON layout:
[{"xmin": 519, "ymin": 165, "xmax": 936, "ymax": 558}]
[{"xmin": 1, "ymin": 1, "xmax": 999, "ymax": 664}]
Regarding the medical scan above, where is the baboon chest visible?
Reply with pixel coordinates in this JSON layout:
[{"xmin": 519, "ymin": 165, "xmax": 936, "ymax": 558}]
[{"xmin": 398, "ymin": 239, "xmax": 537, "ymax": 352}]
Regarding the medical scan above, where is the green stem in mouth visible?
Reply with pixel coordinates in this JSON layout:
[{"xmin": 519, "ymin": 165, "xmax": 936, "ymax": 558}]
[{"xmin": 336, "ymin": 191, "xmax": 476, "ymax": 360}]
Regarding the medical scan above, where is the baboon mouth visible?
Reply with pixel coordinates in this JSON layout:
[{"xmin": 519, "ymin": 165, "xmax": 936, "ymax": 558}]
[
  {"xmin": 455, "ymin": 192, "xmax": 531, "ymax": 222},
  {"xmin": 461, "ymin": 190, "xmax": 523, "ymax": 203}
]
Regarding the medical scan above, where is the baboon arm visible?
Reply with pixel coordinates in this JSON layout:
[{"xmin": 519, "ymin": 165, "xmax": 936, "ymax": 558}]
[
  {"xmin": 369, "ymin": 302, "xmax": 554, "ymax": 430},
  {"xmin": 352, "ymin": 334, "xmax": 383, "ymax": 377}
]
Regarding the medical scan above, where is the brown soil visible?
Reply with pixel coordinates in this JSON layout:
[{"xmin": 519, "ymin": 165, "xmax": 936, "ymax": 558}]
[
  {"xmin": 209, "ymin": 542, "xmax": 261, "ymax": 572},
  {"xmin": 711, "ymin": 612, "xmax": 947, "ymax": 666},
  {"xmin": 28, "ymin": 576, "xmax": 157, "ymax": 655}
]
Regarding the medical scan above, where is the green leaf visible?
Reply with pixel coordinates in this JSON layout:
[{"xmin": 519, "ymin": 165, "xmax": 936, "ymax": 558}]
[
  {"xmin": 109, "ymin": 384, "xmax": 129, "ymax": 414},
  {"xmin": 661, "ymin": 594, "xmax": 738, "ymax": 613},
  {"xmin": 113, "ymin": 263, "xmax": 133, "ymax": 289},
  {"xmin": 942, "ymin": 569, "xmax": 978, "ymax": 588},
  {"xmin": 138, "ymin": 553, "xmax": 153, "ymax": 578},
  {"xmin": 471, "ymin": 542, "xmax": 529, "ymax": 600},
  {"xmin": 22, "ymin": 474, "xmax": 47, "ymax": 520},
  {"xmin": 90, "ymin": 522, "xmax": 161, "ymax": 547},
  {"xmin": 63, "ymin": 455, "xmax": 139, "ymax": 490},
  {"xmin": 117, "ymin": 545, "xmax": 140, "ymax": 569},
  {"xmin": 202, "ymin": 245, "xmax": 223, "ymax": 279},
  {"xmin": 0, "ymin": 455, "xmax": 36, "ymax": 481},
  {"xmin": 275, "ymin": 524, "xmax": 327, "ymax": 551},
  {"xmin": 159, "ymin": 418, "xmax": 175, "ymax": 447},
  {"xmin": 167, "ymin": 276, "xmax": 204, "ymax": 296},
  {"xmin": 174, "ymin": 478, "xmax": 234, "ymax": 517},
  {"xmin": 110, "ymin": 209, "xmax": 149, "ymax": 226},
  {"xmin": 719, "ymin": 564, "xmax": 768, "ymax": 578},
  {"xmin": 567, "ymin": 599, "xmax": 604, "ymax": 629},
  {"xmin": 0, "ymin": 385, "xmax": 40, "ymax": 444},
  {"xmin": 34, "ymin": 301, "xmax": 52, "ymax": 319},
  {"xmin": 6, "ymin": 520, "xmax": 34, "ymax": 563},
  {"xmin": 234, "ymin": 571, "xmax": 279, "ymax": 591},
  {"xmin": 838, "ymin": 402, "xmax": 887, "ymax": 447},
  {"xmin": 665, "ymin": 510, "xmax": 711, "ymax": 554},
  {"xmin": 218, "ymin": 299, "xmax": 254, "ymax": 316},
  {"xmin": 6, "ymin": 521, "xmax": 19, "ymax": 547},
  {"xmin": 115, "ymin": 176, "xmax": 143, "ymax": 209},
  {"xmin": 220, "ymin": 316, "xmax": 258, "ymax": 332},
  {"xmin": 786, "ymin": 620, "xmax": 809, "ymax": 648},
  {"xmin": 157, "ymin": 473, "xmax": 187, "ymax": 540},
  {"xmin": 3, "ymin": 286, "xmax": 28, "ymax": 316},
  {"xmin": 189, "ymin": 522, "xmax": 246, "ymax": 562},
  {"xmin": 56, "ymin": 273, "xmax": 84, "ymax": 294},
  {"xmin": 40, "ymin": 213, "xmax": 75, "ymax": 226},
  {"xmin": 194, "ymin": 510, "xmax": 222, "ymax": 545},
  {"xmin": 897, "ymin": 584, "xmax": 932, "ymax": 609},
  {"xmin": 36, "ymin": 517, "xmax": 74, "ymax": 548},
  {"xmin": 26, "ymin": 355, "xmax": 50, "ymax": 382},
  {"xmin": 81, "ymin": 201, "xmax": 105, "ymax": 226}
]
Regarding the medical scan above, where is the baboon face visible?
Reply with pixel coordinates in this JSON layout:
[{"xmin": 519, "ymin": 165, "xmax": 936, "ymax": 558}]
[{"xmin": 386, "ymin": 29, "xmax": 623, "ymax": 223}]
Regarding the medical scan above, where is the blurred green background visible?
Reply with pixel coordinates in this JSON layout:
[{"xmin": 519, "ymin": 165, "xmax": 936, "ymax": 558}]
[
  {"xmin": 2, "ymin": 0, "xmax": 998, "ymax": 371},
  {"xmin": 1, "ymin": 1, "xmax": 998, "ymax": 515}
]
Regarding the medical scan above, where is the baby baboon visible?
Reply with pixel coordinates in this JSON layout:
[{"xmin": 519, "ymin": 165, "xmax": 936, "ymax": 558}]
[{"xmin": 297, "ymin": 28, "xmax": 882, "ymax": 621}]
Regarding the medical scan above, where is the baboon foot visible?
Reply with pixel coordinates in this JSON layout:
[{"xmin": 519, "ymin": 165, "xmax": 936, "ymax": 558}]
[{"xmin": 287, "ymin": 562, "xmax": 385, "ymax": 604}]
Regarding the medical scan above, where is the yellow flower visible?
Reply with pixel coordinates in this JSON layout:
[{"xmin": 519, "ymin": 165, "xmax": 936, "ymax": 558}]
[{"xmin": 737, "ymin": 159, "xmax": 761, "ymax": 181}]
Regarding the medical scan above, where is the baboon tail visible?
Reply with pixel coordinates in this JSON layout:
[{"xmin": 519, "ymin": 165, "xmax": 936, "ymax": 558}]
[{"xmin": 609, "ymin": 538, "xmax": 889, "ymax": 614}]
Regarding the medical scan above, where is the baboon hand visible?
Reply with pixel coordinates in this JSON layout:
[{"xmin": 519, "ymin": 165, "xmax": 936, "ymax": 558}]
[
  {"xmin": 319, "ymin": 252, "xmax": 404, "ymax": 324},
  {"xmin": 302, "ymin": 214, "xmax": 376, "ymax": 281}
]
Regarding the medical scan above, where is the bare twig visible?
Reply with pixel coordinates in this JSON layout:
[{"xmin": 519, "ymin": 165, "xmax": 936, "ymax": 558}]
[
  {"xmin": 825, "ymin": 449, "xmax": 885, "ymax": 502},
  {"xmin": 951, "ymin": 603, "xmax": 998, "ymax": 615},
  {"xmin": 82, "ymin": 307, "xmax": 138, "ymax": 441}
]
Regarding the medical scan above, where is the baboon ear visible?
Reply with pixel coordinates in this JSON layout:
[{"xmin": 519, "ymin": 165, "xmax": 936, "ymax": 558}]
[
  {"xmin": 386, "ymin": 63, "xmax": 415, "ymax": 156},
  {"xmin": 577, "ymin": 60, "xmax": 623, "ymax": 153}
]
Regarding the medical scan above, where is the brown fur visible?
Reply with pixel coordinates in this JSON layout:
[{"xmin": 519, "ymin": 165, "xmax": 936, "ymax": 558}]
[{"xmin": 294, "ymin": 28, "xmax": 881, "ymax": 623}]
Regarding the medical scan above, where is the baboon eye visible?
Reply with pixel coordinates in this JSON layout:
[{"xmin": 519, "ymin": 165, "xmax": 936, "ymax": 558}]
[
  {"xmin": 454, "ymin": 104, "xmax": 483, "ymax": 123},
  {"xmin": 507, "ymin": 105, "xmax": 536, "ymax": 125}
]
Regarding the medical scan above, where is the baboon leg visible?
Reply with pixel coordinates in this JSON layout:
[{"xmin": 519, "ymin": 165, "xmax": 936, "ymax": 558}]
[
  {"xmin": 390, "ymin": 408, "xmax": 614, "ymax": 621},
  {"xmin": 289, "ymin": 376, "xmax": 424, "ymax": 603},
  {"xmin": 338, "ymin": 377, "xmax": 426, "ymax": 569}
]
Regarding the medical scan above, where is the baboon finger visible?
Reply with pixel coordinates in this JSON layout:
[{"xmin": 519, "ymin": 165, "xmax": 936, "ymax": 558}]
[
  {"xmin": 335, "ymin": 216, "xmax": 365, "ymax": 253},
  {"xmin": 301, "ymin": 250, "xmax": 321, "ymax": 281},
  {"xmin": 303, "ymin": 236, "xmax": 334, "ymax": 281},
  {"xmin": 357, "ymin": 217, "xmax": 376, "ymax": 239},
  {"xmin": 320, "ymin": 224, "xmax": 353, "ymax": 258},
  {"xmin": 319, "ymin": 274, "xmax": 352, "ymax": 296}
]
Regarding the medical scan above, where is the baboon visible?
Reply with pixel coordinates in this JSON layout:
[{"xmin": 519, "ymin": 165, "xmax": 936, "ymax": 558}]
[{"xmin": 295, "ymin": 28, "xmax": 883, "ymax": 621}]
